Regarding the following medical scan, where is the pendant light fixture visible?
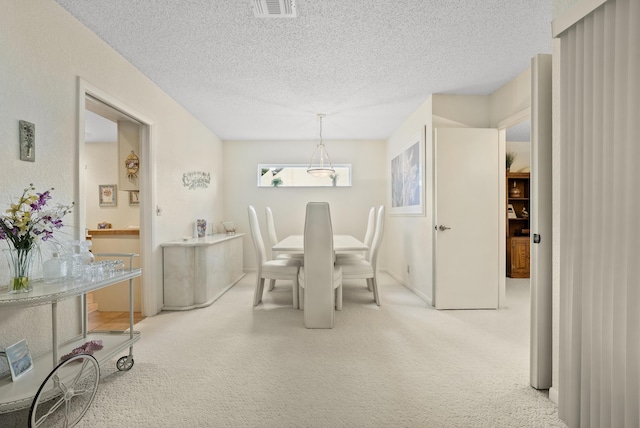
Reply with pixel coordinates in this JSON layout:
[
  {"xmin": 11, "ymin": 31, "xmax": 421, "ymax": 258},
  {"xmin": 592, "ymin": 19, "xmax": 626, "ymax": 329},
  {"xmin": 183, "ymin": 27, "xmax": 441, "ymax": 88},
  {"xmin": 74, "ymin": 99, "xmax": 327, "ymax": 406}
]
[{"xmin": 307, "ymin": 113, "xmax": 335, "ymax": 177}]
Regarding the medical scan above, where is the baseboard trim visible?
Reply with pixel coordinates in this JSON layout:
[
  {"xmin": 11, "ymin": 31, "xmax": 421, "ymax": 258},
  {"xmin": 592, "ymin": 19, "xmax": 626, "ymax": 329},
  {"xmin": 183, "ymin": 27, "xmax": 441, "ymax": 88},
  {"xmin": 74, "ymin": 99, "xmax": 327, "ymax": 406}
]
[
  {"xmin": 549, "ymin": 386, "xmax": 558, "ymax": 405},
  {"xmin": 162, "ymin": 273, "xmax": 246, "ymax": 311},
  {"xmin": 383, "ymin": 269, "xmax": 433, "ymax": 307}
]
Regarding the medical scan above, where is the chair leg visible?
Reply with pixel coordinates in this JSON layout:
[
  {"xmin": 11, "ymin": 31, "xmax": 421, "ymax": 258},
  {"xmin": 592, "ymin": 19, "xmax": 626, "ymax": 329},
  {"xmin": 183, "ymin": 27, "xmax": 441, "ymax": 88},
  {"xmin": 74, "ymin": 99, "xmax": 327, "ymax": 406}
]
[
  {"xmin": 371, "ymin": 277, "xmax": 380, "ymax": 306},
  {"xmin": 292, "ymin": 277, "xmax": 299, "ymax": 310},
  {"xmin": 335, "ymin": 284, "xmax": 342, "ymax": 311},
  {"xmin": 254, "ymin": 277, "xmax": 266, "ymax": 306},
  {"xmin": 268, "ymin": 279, "xmax": 276, "ymax": 291}
]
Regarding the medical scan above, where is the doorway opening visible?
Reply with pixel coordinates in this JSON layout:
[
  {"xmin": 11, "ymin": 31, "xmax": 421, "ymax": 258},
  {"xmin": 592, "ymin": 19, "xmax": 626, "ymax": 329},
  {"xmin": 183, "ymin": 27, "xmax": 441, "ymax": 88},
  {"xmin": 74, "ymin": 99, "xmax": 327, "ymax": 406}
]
[
  {"xmin": 505, "ymin": 119, "xmax": 532, "ymax": 281},
  {"xmin": 77, "ymin": 78, "xmax": 157, "ymax": 320},
  {"xmin": 84, "ymin": 99, "xmax": 144, "ymax": 328}
]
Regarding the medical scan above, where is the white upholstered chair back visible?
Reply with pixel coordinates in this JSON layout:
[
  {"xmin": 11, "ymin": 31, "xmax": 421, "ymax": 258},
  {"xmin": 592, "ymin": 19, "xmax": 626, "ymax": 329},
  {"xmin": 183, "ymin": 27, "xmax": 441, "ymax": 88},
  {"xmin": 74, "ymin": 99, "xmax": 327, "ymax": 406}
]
[
  {"xmin": 265, "ymin": 206, "xmax": 303, "ymax": 265},
  {"xmin": 369, "ymin": 205, "xmax": 385, "ymax": 270},
  {"xmin": 362, "ymin": 206, "xmax": 376, "ymax": 249},
  {"xmin": 335, "ymin": 206, "xmax": 375, "ymax": 260},
  {"xmin": 248, "ymin": 205, "xmax": 301, "ymax": 308},
  {"xmin": 303, "ymin": 202, "xmax": 337, "ymax": 328},
  {"xmin": 265, "ymin": 207, "xmax": 279, "ymax": 251},
  {"xmin": 248, "ymin": 205, "xmax": 267, "ymax": 267}
]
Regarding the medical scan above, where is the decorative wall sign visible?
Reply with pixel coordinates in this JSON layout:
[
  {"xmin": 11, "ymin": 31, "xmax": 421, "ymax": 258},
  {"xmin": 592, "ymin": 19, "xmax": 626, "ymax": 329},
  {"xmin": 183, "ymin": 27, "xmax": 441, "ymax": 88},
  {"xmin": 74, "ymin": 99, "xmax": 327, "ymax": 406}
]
[
  {"xmin": 182, "ymin": 171, "xmax": 211, "ymax": 190},
  {"xmin": 125, "ymin": 151, "xmax": 139, "ymax": 179},
  {"xmin": 99, "ymin": 184, "xmax": 117, "ymax": 207},
  {"xmin": 19, "ymin": 120, "xmax": 35, "ymax": 162}
]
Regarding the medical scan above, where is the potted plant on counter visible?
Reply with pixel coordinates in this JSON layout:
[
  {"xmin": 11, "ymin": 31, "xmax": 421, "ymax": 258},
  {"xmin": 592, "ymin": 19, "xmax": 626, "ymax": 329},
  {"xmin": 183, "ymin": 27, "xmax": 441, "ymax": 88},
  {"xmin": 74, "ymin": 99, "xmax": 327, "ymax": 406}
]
[{"xmin": 506, "ymin": 151, "xmax": 517, "ymax": 173}]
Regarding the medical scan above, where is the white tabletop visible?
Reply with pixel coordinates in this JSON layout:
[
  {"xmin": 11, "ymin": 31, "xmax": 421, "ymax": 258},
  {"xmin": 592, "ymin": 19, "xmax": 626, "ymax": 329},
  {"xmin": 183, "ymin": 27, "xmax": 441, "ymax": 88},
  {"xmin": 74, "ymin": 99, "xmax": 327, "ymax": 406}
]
[{"xmin": 272, "ymin": 235, "xmax": 368, "ymax": 252}]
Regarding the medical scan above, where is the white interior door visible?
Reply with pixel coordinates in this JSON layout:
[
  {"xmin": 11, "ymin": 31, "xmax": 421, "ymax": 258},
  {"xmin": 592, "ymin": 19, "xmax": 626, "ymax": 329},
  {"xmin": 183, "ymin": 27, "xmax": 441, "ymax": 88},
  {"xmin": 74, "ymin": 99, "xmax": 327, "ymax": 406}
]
[
  {"xmin": 529, "ymin": 53, "xmax": 553, "ymax": 389},
  {"xmin": 434, "ymin": 128, "xmax": 499, "ymax": 309}
]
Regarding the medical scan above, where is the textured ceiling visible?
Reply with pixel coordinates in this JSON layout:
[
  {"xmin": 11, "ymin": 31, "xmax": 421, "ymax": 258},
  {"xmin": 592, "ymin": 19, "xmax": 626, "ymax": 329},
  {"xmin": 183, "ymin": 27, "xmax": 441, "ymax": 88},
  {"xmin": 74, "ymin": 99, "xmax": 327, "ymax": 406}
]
[{"xmin": 56, "ymin": 0, "xmax": 552, "ymax": 141}]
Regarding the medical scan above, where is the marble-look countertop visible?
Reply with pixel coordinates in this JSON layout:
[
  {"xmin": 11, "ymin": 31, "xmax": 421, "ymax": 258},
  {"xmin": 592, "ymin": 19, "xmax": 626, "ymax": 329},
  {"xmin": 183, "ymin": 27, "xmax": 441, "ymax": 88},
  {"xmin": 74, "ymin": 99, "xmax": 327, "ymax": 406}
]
[{"xmin": 161, "ymin": 233, "xmax": 244, "ymax": 247}]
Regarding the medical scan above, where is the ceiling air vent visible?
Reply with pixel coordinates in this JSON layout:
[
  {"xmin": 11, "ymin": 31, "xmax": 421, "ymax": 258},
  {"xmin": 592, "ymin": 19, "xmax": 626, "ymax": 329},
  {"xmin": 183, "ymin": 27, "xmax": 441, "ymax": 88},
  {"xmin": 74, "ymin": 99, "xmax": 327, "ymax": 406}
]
[{"xmin": 252, "ymin": 0, "xmax": 297, "ymax": 18}]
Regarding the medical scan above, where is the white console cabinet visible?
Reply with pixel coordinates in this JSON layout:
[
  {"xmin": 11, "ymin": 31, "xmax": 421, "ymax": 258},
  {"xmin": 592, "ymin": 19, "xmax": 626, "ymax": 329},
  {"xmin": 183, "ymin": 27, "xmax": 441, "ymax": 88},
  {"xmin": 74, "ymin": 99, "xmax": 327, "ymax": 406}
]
[{"xmin": 162, "ymin": 234, "xmax": 244, "ymax": 310}]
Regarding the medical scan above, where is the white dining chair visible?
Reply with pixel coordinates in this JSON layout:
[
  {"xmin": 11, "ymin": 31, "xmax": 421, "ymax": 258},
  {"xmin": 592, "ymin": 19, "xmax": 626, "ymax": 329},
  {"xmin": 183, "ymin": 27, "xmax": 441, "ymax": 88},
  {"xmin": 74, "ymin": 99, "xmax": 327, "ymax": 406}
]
[
  {"xmin": 297, "ymin": 202, "xmax": 343, "ymax": 328},
  {"xmin": 265, "ymin": 207, "xmax": 304, "ymax": 260},
  {"xmin": 265, "ymin": 206, "xmax": 304, "ymax": 292},
  {"xmin": 248, "ymin": 205, "xmax": 301, "ymax": 308},
  {"xmin": 336, "ymin": 206, "xmax": 375, "ymax": 261},
  {"xmin": 335, "ymin": 205, "xmax": 384, "ymax": 305}
]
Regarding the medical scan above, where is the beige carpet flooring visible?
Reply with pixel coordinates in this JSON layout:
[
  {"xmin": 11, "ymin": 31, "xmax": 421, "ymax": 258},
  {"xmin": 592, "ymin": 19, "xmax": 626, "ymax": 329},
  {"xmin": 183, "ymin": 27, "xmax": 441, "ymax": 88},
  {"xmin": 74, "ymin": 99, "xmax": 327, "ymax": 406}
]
[{"xmin": 1, "ymin": 273, "xmax": 566, "ymax": 427}]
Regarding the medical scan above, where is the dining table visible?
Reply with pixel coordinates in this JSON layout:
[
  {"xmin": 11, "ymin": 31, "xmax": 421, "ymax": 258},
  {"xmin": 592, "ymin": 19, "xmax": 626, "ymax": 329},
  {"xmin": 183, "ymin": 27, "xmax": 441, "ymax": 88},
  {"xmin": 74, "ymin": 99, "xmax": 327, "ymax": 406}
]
[{"xmin": 272, "ymin": 234, "xmax": 368, "ymax": 253}]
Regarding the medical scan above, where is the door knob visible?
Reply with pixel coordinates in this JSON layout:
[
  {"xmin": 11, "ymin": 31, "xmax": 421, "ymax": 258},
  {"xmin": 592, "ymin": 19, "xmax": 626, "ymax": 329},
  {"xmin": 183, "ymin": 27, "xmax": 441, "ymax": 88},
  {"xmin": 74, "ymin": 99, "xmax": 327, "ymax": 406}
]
[{"xmin": 437, "ymin": 225, "xmax": 451, "ymax": 231}]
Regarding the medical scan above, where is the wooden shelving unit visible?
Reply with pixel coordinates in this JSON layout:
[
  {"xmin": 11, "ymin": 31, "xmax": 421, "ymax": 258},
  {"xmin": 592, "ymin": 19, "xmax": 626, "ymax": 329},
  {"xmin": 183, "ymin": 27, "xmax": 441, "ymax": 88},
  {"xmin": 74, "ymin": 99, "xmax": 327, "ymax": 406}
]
[{"xmin": 506, "ymin": 172, "xmax": 530, "ymax": 278}]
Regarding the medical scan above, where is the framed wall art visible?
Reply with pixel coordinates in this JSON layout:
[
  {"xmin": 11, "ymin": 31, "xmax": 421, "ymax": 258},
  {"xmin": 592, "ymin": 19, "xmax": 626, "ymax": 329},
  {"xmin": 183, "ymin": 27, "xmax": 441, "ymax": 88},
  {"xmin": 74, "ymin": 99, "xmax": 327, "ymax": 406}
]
[
  {"xmin": 5, "ymin": 339, "xmax": 34, "ymax": 381},
  {"xmin": 99, "ymin": 184, "xmax": 117, "ymax": 207},
  {"xmin": 390, "ymin": 130, "xmax": 425, "ymax": 216},
  {"xmin": 129, "ymin": 190, "xmax": 139, "ymax": 206}
]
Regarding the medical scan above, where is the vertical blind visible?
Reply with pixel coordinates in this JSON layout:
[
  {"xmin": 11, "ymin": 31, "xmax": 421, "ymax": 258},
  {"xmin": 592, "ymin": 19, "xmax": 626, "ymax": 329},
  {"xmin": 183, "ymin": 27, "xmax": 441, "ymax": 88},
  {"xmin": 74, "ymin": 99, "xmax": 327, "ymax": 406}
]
[{"xmin": 558, "ymin": 0, "xmax": 640, "ymax": 426}]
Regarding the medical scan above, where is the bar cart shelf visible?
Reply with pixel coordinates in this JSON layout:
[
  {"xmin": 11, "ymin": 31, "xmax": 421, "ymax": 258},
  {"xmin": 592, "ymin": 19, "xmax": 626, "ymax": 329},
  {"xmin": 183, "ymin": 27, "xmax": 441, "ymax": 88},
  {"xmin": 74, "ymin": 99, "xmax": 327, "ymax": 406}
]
[{"xmin": 0, "ymin": 253, "xmax": 141, "ymax": 426}]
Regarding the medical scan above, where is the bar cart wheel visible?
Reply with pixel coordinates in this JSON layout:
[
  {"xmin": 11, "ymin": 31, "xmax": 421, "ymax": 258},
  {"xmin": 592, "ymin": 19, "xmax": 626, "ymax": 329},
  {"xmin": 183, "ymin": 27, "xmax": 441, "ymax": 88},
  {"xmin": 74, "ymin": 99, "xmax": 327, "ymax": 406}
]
[
  {"xmin": 116, "ymin": 355, "xmax": 134, "ymax": 371},
  {"xmin": 29, "ymin": 354, "xmax": 100, "ymax": 428}
]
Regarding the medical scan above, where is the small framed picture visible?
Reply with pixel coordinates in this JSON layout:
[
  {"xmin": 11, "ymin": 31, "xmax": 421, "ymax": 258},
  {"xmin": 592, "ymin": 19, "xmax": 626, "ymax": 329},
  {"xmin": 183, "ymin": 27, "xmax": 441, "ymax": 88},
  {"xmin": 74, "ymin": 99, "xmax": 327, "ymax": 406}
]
[
  {"xmin": 99, "ymin": 184, "xmax": 117, "ymax": 207},
  {"xmin": 6, "ymin": 339, "xmax": 34, "ymax": 381},
  {"xmin": 129, "ymin": 190, "xmax": 139, "ymax": 206}
]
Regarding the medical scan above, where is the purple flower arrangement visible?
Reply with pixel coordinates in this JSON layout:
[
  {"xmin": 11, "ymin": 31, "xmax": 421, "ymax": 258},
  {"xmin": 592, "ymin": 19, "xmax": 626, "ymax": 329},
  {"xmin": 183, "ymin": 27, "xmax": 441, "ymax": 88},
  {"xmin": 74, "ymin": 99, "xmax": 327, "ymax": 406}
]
[
  {"xmin": 1, "ymin": 184, "xmax": 73, "ymax": 292},
  {"xmin": 60, "ymin": 340, "xmax": 104, "ymax": 362},
  {"xmin": 0, "ymin": 183, "xmax": 74, "ymax": 251}
]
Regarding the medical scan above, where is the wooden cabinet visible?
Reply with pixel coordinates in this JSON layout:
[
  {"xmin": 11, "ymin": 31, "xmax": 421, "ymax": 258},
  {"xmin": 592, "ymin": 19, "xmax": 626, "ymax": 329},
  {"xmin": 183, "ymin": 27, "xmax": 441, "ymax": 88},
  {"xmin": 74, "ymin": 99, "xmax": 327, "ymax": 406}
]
[
  {"xmin": 506, "ymin": 172, "xmax": 530, "ymax": 277},
  {"xmin": 510, "ymin": 236, "xmax": 530, "ymax": 278}
]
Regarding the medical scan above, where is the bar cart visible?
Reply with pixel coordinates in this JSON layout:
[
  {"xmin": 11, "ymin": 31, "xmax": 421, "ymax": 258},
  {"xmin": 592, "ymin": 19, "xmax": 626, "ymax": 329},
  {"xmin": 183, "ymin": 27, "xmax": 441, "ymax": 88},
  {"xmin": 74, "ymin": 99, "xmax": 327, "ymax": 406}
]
[{"xmin": 0, "ymin": 253, "xmax": 141, "ymax": 427}]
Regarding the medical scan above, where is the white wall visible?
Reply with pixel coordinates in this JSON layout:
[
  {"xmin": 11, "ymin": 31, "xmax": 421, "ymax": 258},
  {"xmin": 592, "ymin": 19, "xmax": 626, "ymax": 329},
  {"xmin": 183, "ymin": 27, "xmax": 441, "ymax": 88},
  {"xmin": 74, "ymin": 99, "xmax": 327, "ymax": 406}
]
[
  {"xmin": 550, "ymin": 0, "xmax": 579, "ymax": 403},
  {"xmin": 434, "ymin": 94, "xmax": 492, "ymax": 128},
  {"xmin": 223, "ymin": 140, "xmax": 386, "ymax": 270},
  {"xmin": 85, "ymin": 142, "xmax": 140, "ymax": 229},
  {"xmin": 554, "ymin": 0, "xmax": 581, "ymax": 16},
  {"xmin": 551, "ymin": 14, "xmax": 563, "ymax": 404},
  {"xmin": 386, "ymin": 94, "xmax": 493, "ymax": 305},
  {"xmin": 0, "ymin": 0, "xmax": 223, "ymax": 364},
  {"xmin": 385, "ymin": 78, "xmax": 534, "ymax": 306},
  {"xmin": 385, "ymin": 97, "xmax": 434, "ymax": 303},
  {"xmin": 506, "ymin": 141, "xmax": 531, "ymax": 172},
  {"xmin": 490, "ymin": 67, "xmax": 532, "ymax": 126}
]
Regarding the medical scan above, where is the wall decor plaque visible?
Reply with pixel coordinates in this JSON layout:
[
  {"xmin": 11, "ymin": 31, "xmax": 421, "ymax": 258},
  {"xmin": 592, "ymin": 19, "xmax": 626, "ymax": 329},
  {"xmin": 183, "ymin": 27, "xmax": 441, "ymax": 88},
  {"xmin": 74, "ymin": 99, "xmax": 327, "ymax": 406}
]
[
  {"xmin": 19, "ymin": 120, "xmax": 35, "ymax": 162},
  {"xmin": 125, "ymin": 151, "xmax": 139, "ymax": 179},
  {"xmin": 182, "ymin": 171, "xmax": 211, "ymax": 190}
]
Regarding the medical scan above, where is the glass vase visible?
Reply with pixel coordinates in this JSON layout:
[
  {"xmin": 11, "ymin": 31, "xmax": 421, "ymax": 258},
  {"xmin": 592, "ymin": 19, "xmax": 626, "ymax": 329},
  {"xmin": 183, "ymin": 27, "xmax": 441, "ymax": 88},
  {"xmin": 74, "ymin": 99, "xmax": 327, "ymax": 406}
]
[{"xmin": 3, "ymin": 248, "xmax": 35, "ymax": 293}]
